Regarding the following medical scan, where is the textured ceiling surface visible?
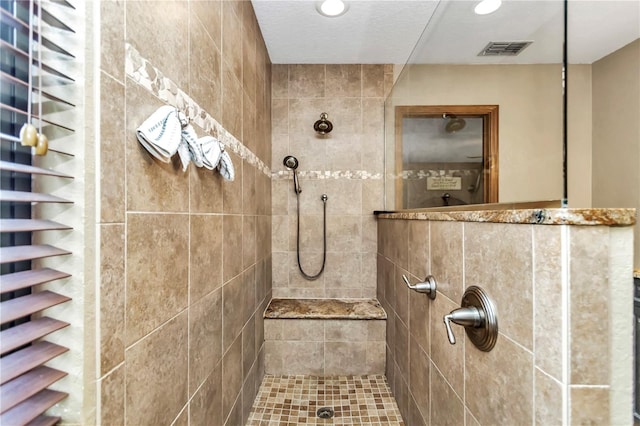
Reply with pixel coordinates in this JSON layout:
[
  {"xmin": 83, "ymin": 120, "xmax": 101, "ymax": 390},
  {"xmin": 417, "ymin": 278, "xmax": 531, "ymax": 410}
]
[
  {"xmin": 251, "ymin": 0, "xmax": 640, "ymax": 65},
  {"xmin": 251, "ymin": 0, "xmax": 440, "ymax": 64}
]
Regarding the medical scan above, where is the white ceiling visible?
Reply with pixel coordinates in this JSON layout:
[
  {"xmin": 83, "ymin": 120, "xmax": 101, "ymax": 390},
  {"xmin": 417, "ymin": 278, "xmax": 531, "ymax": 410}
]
[
  {"xmin": 251, "ymin": 0, "xmax": 440, "ymax": 64},
  {"xmin": 251, "ymin": 0, "xmax": 640, "ymax": 65}
]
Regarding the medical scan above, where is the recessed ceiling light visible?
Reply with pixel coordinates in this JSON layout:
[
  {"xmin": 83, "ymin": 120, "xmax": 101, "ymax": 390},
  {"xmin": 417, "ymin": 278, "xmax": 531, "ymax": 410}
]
[
  {"xmin": 317, "ymin": 0, "xmax": 348, "ymax": 17},
  {"xmin": 474, "ymin": 0, "xmax": 502, "ymax": 15}
]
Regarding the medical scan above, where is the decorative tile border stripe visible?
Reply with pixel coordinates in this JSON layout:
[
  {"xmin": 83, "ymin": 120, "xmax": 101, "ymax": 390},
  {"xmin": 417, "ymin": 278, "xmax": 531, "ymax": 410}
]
[
  {"xmin": 124, "ymin": 43, "xmax": 271, "ymax": 177},
  {"xmin": 125, "ymin": 43, "xmax": 387, "ymax": 183},
  {"xmin": 402, "ymin": 169, "xmax": 481, "ymax": 179},
  {"xmin": 271, "ymin": 169, "xmax": 480, "ymax": 181},
  {"xmin": 272, "ymin": 170, "xmax": 382, "ymax": 180}
]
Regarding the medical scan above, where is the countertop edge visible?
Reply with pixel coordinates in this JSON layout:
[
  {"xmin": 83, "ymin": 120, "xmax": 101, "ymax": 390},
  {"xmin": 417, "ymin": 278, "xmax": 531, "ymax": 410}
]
[
  {"xmin": 376, "ymin": 208, "xmax": 636, "ymax": 226},
  {"xmin": 264, "ymin": 298, "xmax": 388, "ymax": 320}
]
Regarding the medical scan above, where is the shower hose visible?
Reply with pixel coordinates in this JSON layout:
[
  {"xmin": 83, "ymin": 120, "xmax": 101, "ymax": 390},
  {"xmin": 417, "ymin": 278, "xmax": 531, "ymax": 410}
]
[{"xmin": 295, "ymin": 192, "xmax": 328, "ymax": 280}]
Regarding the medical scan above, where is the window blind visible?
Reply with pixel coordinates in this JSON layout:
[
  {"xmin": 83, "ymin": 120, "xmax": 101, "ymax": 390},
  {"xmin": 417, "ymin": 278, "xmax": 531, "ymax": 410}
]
[{"xmin": 1, "ymin": 0, "xmax": 77, "ymax": 424}]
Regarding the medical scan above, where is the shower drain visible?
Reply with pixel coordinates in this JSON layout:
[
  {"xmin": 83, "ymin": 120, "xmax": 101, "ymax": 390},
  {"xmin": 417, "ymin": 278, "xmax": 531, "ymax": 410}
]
[{"xmin": 316, "ymin": 407, "xmax": 335, "ymax": 419}]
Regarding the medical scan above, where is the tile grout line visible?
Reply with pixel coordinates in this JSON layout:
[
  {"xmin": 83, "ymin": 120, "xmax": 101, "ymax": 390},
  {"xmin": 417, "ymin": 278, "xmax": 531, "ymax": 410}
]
[
  {"xmin": 561, "ymin": 225, "xmax": 570, "ymax": 425},
  {"xmin": 531, "ymin": 225, "xmax": 536, "ymax": 426}
]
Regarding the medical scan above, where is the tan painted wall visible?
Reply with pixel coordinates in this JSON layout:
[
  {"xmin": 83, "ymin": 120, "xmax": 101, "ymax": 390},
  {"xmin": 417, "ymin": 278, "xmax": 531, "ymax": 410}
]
[
  {"xmin": 592, "ymin": 39, "xmax": 640, "ymax": 266},
  {"xmin": 386, "ymin": 64, "xmax": 593, "ymax": 207},
  {"xmin": 567, "ymin": 64, "xmax": 593, "ymax": 208}
]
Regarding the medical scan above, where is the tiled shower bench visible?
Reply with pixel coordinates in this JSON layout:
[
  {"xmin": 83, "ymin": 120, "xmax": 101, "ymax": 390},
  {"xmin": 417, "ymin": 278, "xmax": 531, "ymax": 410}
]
[{"xmin": 264, "ymin": 298, "xmax": 387, "ymax": 375}]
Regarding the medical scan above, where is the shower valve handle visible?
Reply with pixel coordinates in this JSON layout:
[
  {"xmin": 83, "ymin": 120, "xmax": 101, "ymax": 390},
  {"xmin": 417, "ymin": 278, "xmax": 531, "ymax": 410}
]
[
  {"xmin": 443, "ymin": 306, "xmax": 483, "ymax": 344},
  {"xmin": 402, "ymin": 274, "xmax": 437, "ymax": 300},
  {"xmin": 442, "ymin": 286, "xmax": 498, "ymax": 351}
]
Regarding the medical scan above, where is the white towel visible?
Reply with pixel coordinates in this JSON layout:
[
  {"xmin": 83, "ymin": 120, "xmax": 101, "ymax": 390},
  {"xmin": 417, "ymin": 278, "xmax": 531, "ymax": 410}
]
[
  {"xmin": 217, "ymin": 148, "xmax": 235, "ymax": 181},
  {"xmin": 177, "ymin": 124, "xmax": 204, "ymax": 172},
  {"xmin": 136, "ymin": 106, "xmax": 182, "ymax": 162},
  {"xmin": 137, "ymin": 106, "xmax": 232, "ymax": 177},
  {"xmin": 198, "ymin": 136, "xmax": 222, "ymax": 170},
  {"xmin": 176, "ymin": 142, "xmax": 192, "ymax": 172}
]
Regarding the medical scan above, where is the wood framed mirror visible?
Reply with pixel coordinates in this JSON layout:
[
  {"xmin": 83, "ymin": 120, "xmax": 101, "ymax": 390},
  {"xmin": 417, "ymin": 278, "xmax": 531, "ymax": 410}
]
[{"xmin": 394, "ymin": 105, "xmax": 499, "ymax": 209}]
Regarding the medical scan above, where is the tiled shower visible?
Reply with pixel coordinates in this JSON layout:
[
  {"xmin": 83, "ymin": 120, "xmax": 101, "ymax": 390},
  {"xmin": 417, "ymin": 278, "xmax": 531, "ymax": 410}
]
[
  {"xmin": 270, "ymin": 63, "xmax": 393, "ymax": 299},
  {"xmin": 91, "ymin": 1, "xmax": 634, "ymax": 425},
  {"xmin": 97, "ymin": 0, "xmax": 400, "ymax": 421}
]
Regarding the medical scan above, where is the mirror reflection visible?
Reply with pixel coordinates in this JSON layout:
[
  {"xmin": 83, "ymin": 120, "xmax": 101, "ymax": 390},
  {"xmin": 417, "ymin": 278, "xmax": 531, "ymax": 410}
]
[
  {"xmin": 385, "ymin": 0, "xmax": 566, "ymax": 210},
  {"xmin": 396, "ymin": 105, "xmax": 499, "ymax": 208},
  {"xmin": 402, "ymin": 114, "xmax": 483, "ymax": 208},
  {"xmin": 385, "ymin": 0, "xmax": 639, "ymax": 211}
]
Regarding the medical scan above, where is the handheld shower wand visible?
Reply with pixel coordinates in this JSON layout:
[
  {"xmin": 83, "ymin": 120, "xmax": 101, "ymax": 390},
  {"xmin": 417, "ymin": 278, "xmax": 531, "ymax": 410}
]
[
  {"xmin": 282, "ymin": 155, "xmax": 328, "ymax": 281},
  {"xmin": 283, "ymin": 155, "xmax": 301, "ymax": 194}
]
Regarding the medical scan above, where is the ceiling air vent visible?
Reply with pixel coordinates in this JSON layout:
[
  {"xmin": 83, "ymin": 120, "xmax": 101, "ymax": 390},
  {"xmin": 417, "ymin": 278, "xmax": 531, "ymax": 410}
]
[{"xmin": 478, "ymin": 41, "xmax": 533, "ymax": 56}]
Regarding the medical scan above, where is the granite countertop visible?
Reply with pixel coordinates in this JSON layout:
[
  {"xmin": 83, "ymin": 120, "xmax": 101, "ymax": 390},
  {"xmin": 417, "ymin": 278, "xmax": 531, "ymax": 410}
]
[
  {"xmin": 376, "ymin": 208, "xmax": 636, "ymax": 226},
  {"xmin": 264, "ymin": 298, "xmax": 387, "ymax": 320}
]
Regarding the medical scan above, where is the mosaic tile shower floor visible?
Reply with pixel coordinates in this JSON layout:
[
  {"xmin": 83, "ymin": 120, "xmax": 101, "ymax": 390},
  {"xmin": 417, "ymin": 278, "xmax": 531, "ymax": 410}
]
[{"xmin": 247, "ymin": 375, "xmax": 405, "ymax": 425}]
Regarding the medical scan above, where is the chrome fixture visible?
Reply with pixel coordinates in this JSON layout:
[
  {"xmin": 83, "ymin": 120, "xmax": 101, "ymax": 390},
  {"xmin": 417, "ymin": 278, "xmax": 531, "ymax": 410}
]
[
  {"xmin": 283, "ymin": 155, "xmax": 298, "ymax": 170},
  {"xmin": 443, "ymin": 113, "xmax": 466, "ymax": 133},
  {"xmin": 443, "ymin": 286, "xmax": 498, "ymax": 352},
  {"xmin": 283, "ymin": 155, "xmax": 302, "ymax": 194},
  {"xmin": 402, "ymin": 274, "xmax": 437, "ymax": 300},
  {"xmin": 316, "ymin": 407, "xmax": 335, "ymax": 419},
  {"xmin": 313, "ymin": 112, "xmax": 333, "ymax": 135},
  {"xmin": 284, "ymin": 156, "xmax": 328, "ymax": 281}
]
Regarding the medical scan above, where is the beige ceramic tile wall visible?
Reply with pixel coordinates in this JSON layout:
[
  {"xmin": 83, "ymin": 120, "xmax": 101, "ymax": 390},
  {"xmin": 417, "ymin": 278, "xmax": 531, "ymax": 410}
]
[
  {"xmin": 263, "ymin": 319, "xmax": 386, "ymax": 375},
  {"xmin": 271, "ymin": 64, "xmax": 393, "ymax": 299},
  {"xmin": 98, "ymin": 1, "xmax": 272, "ymax": 425},
  {"xmin": 377, "ymin": 218, "xmax": 632, "ymax": 425}
]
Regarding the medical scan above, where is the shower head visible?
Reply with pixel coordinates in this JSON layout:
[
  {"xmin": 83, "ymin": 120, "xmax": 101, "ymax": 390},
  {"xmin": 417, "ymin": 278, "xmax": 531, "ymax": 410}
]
[
  {"xmin": 283, "ymin": 155, "xmax": 302, "ymax": 194},
  {"xmin": 283, "ymin": 155, "xmax": 299, "ymax": 170},
  {"xmin": 443, "ymin": 113, "xmax": 466, "ymax": 133},
  {"xmin": 313, "ymin": 112, "xmax": 333, "ymax": 135}
]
